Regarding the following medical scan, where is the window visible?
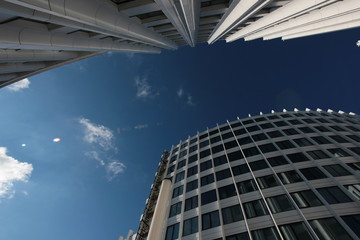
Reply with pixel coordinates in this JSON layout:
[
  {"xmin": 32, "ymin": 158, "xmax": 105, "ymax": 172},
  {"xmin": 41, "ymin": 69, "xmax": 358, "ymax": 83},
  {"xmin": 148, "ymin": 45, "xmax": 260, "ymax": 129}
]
[
  {"xmin": 347, "ymin": 162, "xmax": 360, "ymax": 171},
  {"xmin": 309, "ymin": 218, "xmax": 352, "ymax": 240},
  {"xmin": 171, "ymin": 155, "xmax": 177, "ymax": 162},
  {"xmin": 278, "ymin": 170, "xmax": 303, "ymax": 184},
  {"xmin": 186, "ymin": 179, "xmax": 198, "ymax": 192},
  {"xmin": 247, "ymin": 125, "xmax": 260, "ymax": 132},
  {"xmin": 315, "ymin": 126, "xmax": 331, "ymax": 132},
  {"xmin": 291, "ymin": 190, "xmax": 323, "ymax": 208},
  {"xmin": 169, "ymin": 202, "xmax": 182, "ymax": 217},
  {"xmin": 172, "ymin": 185, "xmax": 183, "ymax": 198},
  {"xmin": 299, "ymin": 127, "xmax": 315, "ymax": 133},
  {"xmin": 189, "ymin": 145, "xmax": 198, "ymax": 154},
  {"xmin": 231, "ymin": 121, "xmax": 242, "ymax": 128},
  {"xmin": 175, "ymin": 171, "xmax": 185, "ymax": 183},
  {"xmin": 307, "ymin": 150, "xmax": 329, "ymax": 160},
  {"xmin": 303, "ymin": 118, "xmax": 316, "ymax": 123},
  {"xmin": 201, "ymin": 190, "xmax": 217, "ymax": 205},
  {"xmin": 260, "ymin": 123, "xmax": 273, "ymax": 129},
  {"xmin": 226, "ymin": 232, "xmax": 250, "ymax": 240},
  {"xmin": 330, "ymin": 135, "xmax": 349, "ymax": 143},
  {"xmin": 237, "ymin": 179, "xmax": 258, "ymax": 194},
  {"xmin": 210, "ymin": 136, "xmax": 221, "ymax": 144},
  {"xmin": 316, "ymin": 118, "xmax": 329, "ymax": 123},
  {"xmin": 249, "ymin": 160, "xmax": 269, "ymax": 171},
  {"xmin": 220, "ymin": 125, "xmax": 230, "ymax": 131},
  {"xmin": 283, "ymin": 128, "xmax": 299, "ymax": 136},
  {"xmin": 328, "ymin": 148, "xmax": 350, "ymax": 157},
  {"xmin": 188, "ymin": 154, "xmax": 198, "ymax": 164},
  {"xmin": 232, "ymin": 164, "xmax": 250, "ymax": 175},
  {"xmin": 216, "ymin": 168, "xmax": 231, "ymax": 181},
  {"xmin": 200, "ymin": 149, "xmax": 211, "ymax": 158},
  {"xmin": 227, "ymin": 151, "xmax": 244, "ymax": 162},
  {"xmin": 252, "ymin": 133, "xmax": 267, "ymax": 141},
  {"xmin": 222, "ymin": 132, "xmax": 234, "ymax": 140},
  {"xmin": 349, "ymin": 147, "xmax": 360, "ymax": 155},
  {"xmin": 222, "ymin": 205, "xmax": 244, "ymax": 224},
  {"xmin": 323, "ymin": 164, "xmax": 351, "ymax": 177},
  {"xmin": 200, "ymin": 160, "xmax": 212, "ymax": 172},
  {"xmin": 300, "ymin": 167, "xmax": 327, "ymax": 180},
  {"xmin": 252, "ymin": 227, "xmax": 281, "ymax": 240},
  {"xmin": 311, "ymin": 136, "xmax": 331, "ymax": 144},
  {"xmin": 268, "ymin": 115, "xmax": 279, "ymax": 119},
  {"xmin": 218, "ymin": 184, "xmax": 237, "ymax": 199},
  {"xmin": 279, "ymin": 222, "xmax": 314, "ymax": 240},
  {"xmin": 185, "ymin": 196, "xmax": 198, "ymax": 211},
  {"xmin": 200, "ymin": 140, "xmax": 209, "ymax": 148},
  {"xmin": 238, "ymin": 136, "xmax": 252, "ymax": 145},
  {"xmin": 287, "ymin": 152, "xmax": 309, "ymax": 163},
  {"xmin": 165, "ymin": 223, "xmax": 179, "ymax": 240},
  {"xmin": 190, "ymin": 138, "xmax": 197, "ymax": 144},
  {"xmin": 234, "ymin": 128, "xmax": 246, "ymax": 136},
  {"xmin": 172, "ymin": 147, "xmax": 178, "ymax": 154},
  {"xmin": 330, "ymin": 125, "xmax": 345, "ymax": 131},
  {"xmin": 347, "ymin": 125, "xmax": 360, "ymax": 132},
  {"xmin": 267, "ymin": 155, "xmax": 288, "ymax": 167},
  {"xmin": 225, "ymin": 140, "xmax": 238, "ymax": 150},
  {"xmin": 201, "ymin": 173, "xmax": 215, "ymax": 186},
  {"xmin": 257, "ymin": 175, "xmax": 279, "ymax": 189},
  {"xmin": 289, "ymin": 119, "xmax": 301, "ymax": 125},
  {"xmin": 258, "ymin": 143, "xmax": 277, "ymax": 153},
  {"xmin": 267, "ymin": 130, "xmax": 283, "ymax": 138},
  {"xmin": 209, "ymin": 129, "xmax": 219, "ymax": 135},
  {"xmin": 254, "ymin": 117, "xmax": 266, "ymax": 122},
  {"xmin": 183, "ymin": 217, "xmax": 198, "ymax": 236},
  {"xmin": 179, "ymin": 150, "xmax": 187, "ymax": 158},
  {"xmin": 276, "ymin": 140, "xmax": 295, "ymax": 149},
  {"xmin": 294, "ymin": 138, "xmax": 312, "ymax": 147},
  {"xmin": 266, "ymin": 195, "xmax": 295, "ymax": 213},
  {"xmin": 200, "ymin": 133, "xmax": 208, "ymax": 140},
  {"xmin": 213, "ymin": 155, "xmax": 227, "ymax": 166},
  {"xmin": 167, "ymin": 165, "xmax": 175, "ymax": 174},
  {"xmin": 274, "ymin": 121, "xmax": 287, "ymax": 127},
  {"xmin": 244, "ymin": 199, "xmax": 269, "ymax": 218},
  {"xmin": 212, "ymin": 144, "xmax": 224, "ymax": 154},
  {"xmin": 177, "ymin": 160, "xmax": 186, "ymax": 169},
  {"xmin": 342, "ymin": 214, "xmax": 360, "ymax": 238},
  {"xmin": 202, "ymin": 210, "xmax": 220, "ymax": 230},
  {"xmin": 242, "ymin": 119, "xmax": 254, "ymax": 125},
  {"xmin": 348, "ymin": 135, "xmax": 360, "ymax": 142},
  {"xmin": 345, "ymin": 184, "xmax": 360, "ymax": 200},
  {"xmin": 317, "ymin": 186, "xmax": 352, "ymax": 204},
  {"xmin": 181, "ymin": 142, "xmax": 188, "ymax": 149},
  {"xmin": 243, "ymin": 147, "xmax": 260, "ymax": 157},
  {"xmin": 187, "ymin": 166, "xmax": 198, "ymax": 177}
]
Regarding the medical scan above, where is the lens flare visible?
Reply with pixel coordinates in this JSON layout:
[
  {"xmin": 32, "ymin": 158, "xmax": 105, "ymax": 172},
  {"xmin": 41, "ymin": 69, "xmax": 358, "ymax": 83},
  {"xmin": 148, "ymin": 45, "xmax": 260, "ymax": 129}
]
[{"xmin": 53, "ymin": 138, "xmax": 61, "ymax": 142}]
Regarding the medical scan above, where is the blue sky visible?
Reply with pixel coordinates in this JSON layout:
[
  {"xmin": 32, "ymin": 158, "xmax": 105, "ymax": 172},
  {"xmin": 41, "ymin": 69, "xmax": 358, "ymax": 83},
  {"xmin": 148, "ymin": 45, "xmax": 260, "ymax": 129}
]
[{"xmin": 0, "ymin": 28, "xmax": 359, "ymax": 240}]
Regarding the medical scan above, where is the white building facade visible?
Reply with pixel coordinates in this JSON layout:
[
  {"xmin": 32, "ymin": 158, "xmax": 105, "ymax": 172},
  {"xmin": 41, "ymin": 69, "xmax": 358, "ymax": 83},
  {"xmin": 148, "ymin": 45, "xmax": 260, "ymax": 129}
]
[
  {"xmin": 136, "ymin": 109, "xmax": 360, "ymax": 240},
  {"xmin": 1, "ymin": 0, "xmax": 360, "ymax": 88}
]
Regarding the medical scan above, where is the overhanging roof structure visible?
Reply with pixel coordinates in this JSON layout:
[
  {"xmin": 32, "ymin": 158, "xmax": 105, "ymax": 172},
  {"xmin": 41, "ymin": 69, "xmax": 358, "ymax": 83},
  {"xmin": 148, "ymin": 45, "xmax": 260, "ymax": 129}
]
[{"xmin": 0, "ymin": 0, "xmax": 359, "ymax": 88}]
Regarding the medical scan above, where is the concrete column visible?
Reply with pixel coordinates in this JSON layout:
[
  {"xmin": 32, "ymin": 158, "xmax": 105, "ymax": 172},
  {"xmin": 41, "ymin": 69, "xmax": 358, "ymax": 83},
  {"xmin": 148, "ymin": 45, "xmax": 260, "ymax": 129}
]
[
  {"xmin": 0, "ymin": 49, "xmax": 78, "ymax": 62},
  {"xmin": 147, "ymin": 179, "xmax": 172, "ymax": 240}
]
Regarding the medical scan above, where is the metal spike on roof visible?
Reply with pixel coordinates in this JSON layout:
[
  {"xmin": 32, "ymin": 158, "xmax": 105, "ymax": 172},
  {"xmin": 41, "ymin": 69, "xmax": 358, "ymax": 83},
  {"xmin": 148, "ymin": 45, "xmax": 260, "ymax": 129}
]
[
  {"xmin": 349, "ymin": 112, "xmax": 356, "ymax": 115},
  {"xmin": 271, "ymin": 110, "xmax": 275, "ymax": 113},
  {"xmin": 283, "ymin": 109, "xmax": 287, "ymax": 112},
  {"xmin": 294, "ymin": 108, "xmax": 299, "ymax": 112},
  {"xmin": 305, "ymin": 108, "xmax": 311, "ymax": 112},
  {"xmin": 248, "ymin": 114, "xmax": 251, "ymax": 117},
  {"xmin": 327, "ymin": 109, "xmax": 334, "ymax": 113},
  {"xmin": 316, "ymin": 108, "xmax": 322, "ymax": 112},
  {"xmin": 338, "ymin": 110, "xmax": 345, "ymax": 114},
  {"xmin": 260, "ymin": 112, "xmax": 263, "ymax": 115}
]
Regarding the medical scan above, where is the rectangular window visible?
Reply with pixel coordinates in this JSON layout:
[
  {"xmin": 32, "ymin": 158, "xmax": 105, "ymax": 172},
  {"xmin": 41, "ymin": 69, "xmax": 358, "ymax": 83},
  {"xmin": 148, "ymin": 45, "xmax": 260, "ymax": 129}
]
[
  {"xmin": 231, "ymin": 121, "xmax": 242, "ymax": 128},
  {"xmin": 210, "ymin": 136, "xmax": 221, "ymax": 144},
  {"xmin": 289, "ymin": 119, "xmax": 301, "ymax": 125},
  {"xmin": 267, "ymin": 155, "xmax": 288, "ymax": 167},
  {"xmin": 186, "ymin": 179, "xmax": 198, "ymax": 192},
  {"xmin": 169, "ymin": 202, "xmax": 182, "ymax": 217},
  {"xmin": 291, "ymin": 190, "xmax": 323, "ymax": 208},
  {"xmin": 201, "ymin": 173, "xmax": 215, "ymax": 186},
  {"xmin": 348, "ymin": 135, "xmax": 360, "ymax": 142},
  {"xmin": 349, "ymin": 147, "xmax": 360, "ymax": 155},
  {"xmin": 222, "ymin": 132, "xmax": 234, "ymax": 140},
  {"xmin": 179, "ymin": 150, "xmax": 187, "ymax": 158},
  {"xmin": 189, "ymin": 144, "xmax": 198, "ymax": 154},
  {"xmin": 307, "ymin": 150, "xmax": 329, "ymax": 160},
  {"xmin": 238, "ymin": 136, "xmax": 252, "ymax": 145},
  {"xmin": 257, "ymin": 175, "xmax": 279, "ymax": 189},
  {"xmin": 299, "ymin": 127, "xmax": 315, "ymax": 133},
  {"xmin": 183, "ymin": 216, "xmax": 198, "ymax": 236},
  {"xmin": 232, "ymin": 164, "xmax": 250, "ymax": 176},
  {"xmin": 226, "ymin": 232, "xmax": 250, "ymax": 240},
  {"xmin": 242, "ymin": 119, "xmax": 254, "ymax": 125},
  {"xmin": 278, "ymin": 170, "xmax": 303, "ymax": 184},
  {"xmin": 249, "ymin": 160, "xmax": 269, "ymax": 171},
  {"xmin": 345, "ymin": 184, "xmax": 360, "ymax": 200},
  {"xmin": 225, "ymin": 140, "xmax": 238, "ymax": 150},
  {"xmin": 175, "ymin": 171, "xmax": 185, "ymax": 183},
  {"xmin": 330, "ymin": 125, "xmax": 345, "ymax": 132},
  {"xmin": 252, "ymin": 227, "xmax": 281, "ymax": 240},
  {"xmin": 181, "ymin": 142, "xmax": 188, "ymax": 149},
  {"xmin": 234, "ymin": 128, "xmax": 246, "ymax": 136},
  {"xmin": 190, "ymin": 138, "xmax": 197, "ymax": 144},
  {"xmin": 200, "ymin": 160, "xmax": 213, "ymax": 172},
  {"xmin": 202, "ymin": 210, "xmax": 220, "ymax": 230},
  {"xmin": 247, "ymin": 125, "xmax": 261, "ymax": 132},
  {"xmin": 252, "ymin": 133, "xmax": 267, "ymax": 141},
  {"xmin": 243, "ymin": 199, "xmax": 269, "ymax": 218},
  {"xmin": 209, "ymin": 129, "xmax": 219, "ymax": 135},
  {"xmin": 200, "ymin": 149, "xmax": 211, "ymax": 158},
  {"xmin": 185, "ymin": 196, "xmax": 198, "ymax": 211},
  {"xmin": 315, "ymin": 126, "xmax": 330, "ymax": 132},
  {"xmin": 177, "ymin": 160, "xmax": 186, "ymax": 169},
  {"xmin": 200, "ymin": 133, "xmax": 208, "ymax": 140},
  {"xmin": 200, "ymin": 140, "xmax": 210, "ymax": 148},
  {"xmin": 227, "ymin": 151, "xmax": 244, "ymax": 162},
  {"xmin": 266, "ymin": 195, "xmax": 295, "ymax": 213},
  {"xmin": 222, "ymin": 205, "xmax": 244, "ymax": 225},
  {"xmin": 323, "ymin": 164, "xmax": 351, "ymax": 177},
  {"xmin": 243, "ymin": 147, "xmax": 260, "ymax": 158},
  {"xmin": 213, "ymin": 155, "xmax": 227, "ymax": 166},
  {"xmin": 309, "ymin": 218, "xmax": 352, "ymax": 240},
  {"xmin": 300, "ymin": 167, "xmax": 327, "ymax": 180},
  {"xmin": 187, "ymin": 166, "xmax": 198, "ymax": 177},
  {"xmin": 201, "ymin": 190, "xmax": 217, "ymax": 205},
  {"xmin": 342, "ymin": 214, "xmax": 360, "ymax": 238},
  {"xmin": 347, "ymin": 162, "xmax": 360, "ymax": 171},
  {"xmin": 172, "ymin": 185, "xmax": 183, "ymax": 198},
  {"xmin": 258, "ymin": 143, "xmax": 277, "ymax": 153},
  {"xmin": 218, "ymin": 184, "xmax": 237, "ymax": 199},
  {"xmin": 237, "ymin": 179, "xmax": 258, "ymax": 194},
  {"xmin": 311, "ymin": 136, "xmax": 331, "ymax": 144},
  {"xmin": 167, "ymin": 165, "xmax": 175, "ymax": 175},
  {"xmin": 317, "ymin": 186, "xmax": 352, "ymax": 204},
  {"xmin": 283, "ymin": 128, "xmax": 299, "ymax": 136},
  {"xmin": 165, "ymin": 223, "xmax": 179, "ymax": 240},
  {"xmin": 274, "ymin": 121, "xmax": 287, "ymax": 127},
  {"xmin": 328, "ymin": 148, "xmax": 350, "ymax": 157},
  {"xmin": 267, "ymin": 130, "xmax": 283, "ymax": 138},
  {"xmin": 287, "ymin": 152, "xmax": 309, "ymax": 163},
  {"xmin": 188, "ymin": 154, "xmax": 198, "ymax": 164},
  {"xmin": 330, "ymin": 135, "xmax": 349, "ymax": 143},
  {"xmin": 276, "ymin": 140, "xmax": 295, "ymax": 149},
  {"xmin": 216, "ymin": 168, "xmax": 231, "ymax": 181},
  {"xmin": 260, "ymin": 123, "xmax": 273, "ymax": 129},
  {"xmin": 279, "ymin": 222, "xmax": 314, "ymax": 240},
  {"xmin": 212, "ymin": 144, "xmax": 224, "ymax": 154}
]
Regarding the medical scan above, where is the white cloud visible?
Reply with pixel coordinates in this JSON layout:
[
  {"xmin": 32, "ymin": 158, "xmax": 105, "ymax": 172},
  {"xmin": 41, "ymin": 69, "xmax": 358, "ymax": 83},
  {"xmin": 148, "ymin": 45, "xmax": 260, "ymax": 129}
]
[
  {"xmin": 79, "ymin": 118, "xmax": 114, "ymax": 150},
  {"xmin": 135, "ymin": 77, "xmax": 153, "ymax": 99},
  {"xmin": 187, "ymin": 95, "xmax": 195, "ymax": 106},
  {"xmin": 7, "ymin": 78, "xmax": 30, "ymax": 92},
  {"xmin": 177, "ymin": 88, "xmax": 184, "ymax": 97},
  {"xmin": 134, "ymin": 124, "xmax": 149, "ymax": 130},
  {"xmin": 0, "ymin": 147, "xmax": 33, "ymax": 199},
  {"xmin": 85, "ymin": 151, "xmax": 105, "ymax": 166},
  {"xmin": 106, "ymin": 161, "xmax": 126, "ymax": 181}
]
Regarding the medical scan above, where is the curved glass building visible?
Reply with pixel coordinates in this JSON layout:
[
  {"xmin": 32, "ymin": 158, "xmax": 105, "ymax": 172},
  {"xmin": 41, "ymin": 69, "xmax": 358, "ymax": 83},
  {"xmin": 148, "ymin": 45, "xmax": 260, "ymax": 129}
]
[{"xmin": 136, "ymin": 109, "xmax": 360, "ymax": 240}]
